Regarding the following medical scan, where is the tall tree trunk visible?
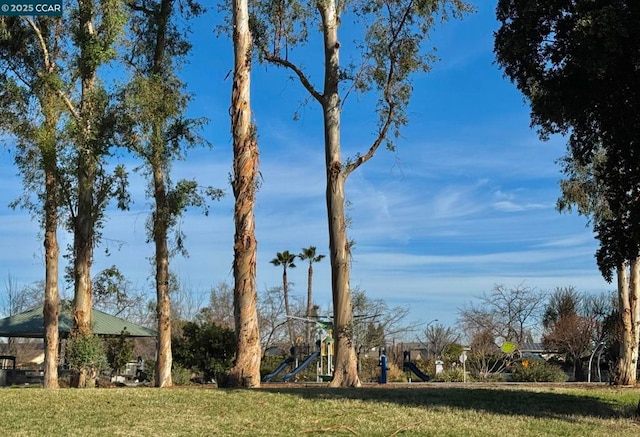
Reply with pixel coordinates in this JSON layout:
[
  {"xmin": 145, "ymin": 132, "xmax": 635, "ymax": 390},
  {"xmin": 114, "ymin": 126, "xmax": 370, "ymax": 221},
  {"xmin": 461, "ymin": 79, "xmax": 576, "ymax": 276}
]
[
  {"xmin": 283, "ymin": 269, "xmax": 295, "ymax": 345},
  {"xmin": 228, "ymin": 0, "xmax": 261, "ymax": 388},
  {"xmin": 153, "ymin": 159, "xmax": 172, "ymax": 387},
  {"xmin": 632, "ymin": 257, "xmax": 640, "ymax": 381},
  {"xmin": 71, "ymin": 0, "xmax": 99, "ymax": 388},
  {"xmin": 617, "ymin": 258, "xmax": 640, "ymax": 385},
  {"xmin": 305, "ymin": 264, "xmax": 313, "ymax": 346},
  {"xmin": 42, "ymin": 129, "xmax": 59, "ymax": 389},
  {"xmin": 319, "ymin": 0, "xmax": 360, "ymax": 388},
  {"xmin": 151, "ymin": 0, "xmax": 174, "ymax": 389},
  {"xmin": 71, "ymin": 140, "xmax": 96, "ymax": 388},
  {"xmin": 40, "ymin": 43, "xmax": 61, "ymax": 389}
]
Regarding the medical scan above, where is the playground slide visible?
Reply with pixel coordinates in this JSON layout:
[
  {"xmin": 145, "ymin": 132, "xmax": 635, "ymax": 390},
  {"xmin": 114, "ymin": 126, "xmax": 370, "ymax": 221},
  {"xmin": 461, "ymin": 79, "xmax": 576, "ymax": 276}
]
[
  {"xmin": 282, "ymin": 351, "xmax": 320, "ymax": 382},
  {"xmin": 263, "ymin": 357, "xmax": 294, "ymax": 382},
  {"xmin": 403, "ymin": 362, "xmax": 430, "ymax": 382}
]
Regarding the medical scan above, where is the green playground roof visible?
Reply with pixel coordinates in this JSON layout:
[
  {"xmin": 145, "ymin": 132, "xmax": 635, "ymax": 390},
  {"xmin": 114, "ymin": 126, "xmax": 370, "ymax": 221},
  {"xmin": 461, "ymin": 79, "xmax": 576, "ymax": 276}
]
[{"xmin": 0, "ymin": 305, "xmax": 157, "ymax": 338}]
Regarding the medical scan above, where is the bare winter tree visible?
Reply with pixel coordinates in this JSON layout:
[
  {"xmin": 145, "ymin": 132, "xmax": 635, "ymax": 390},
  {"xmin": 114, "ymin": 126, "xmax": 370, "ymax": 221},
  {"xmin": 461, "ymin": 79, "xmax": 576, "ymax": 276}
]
[
  {"xmin": 420, "ymin": 323, "xmax": 459, "ymax": 360},
  {"xmin": 458, "ymin": 283, "xmax": 547, "ymax": 347},
  {"xmin": 196, "ymin": 282, "xmax": 235, "ymax": 330}
]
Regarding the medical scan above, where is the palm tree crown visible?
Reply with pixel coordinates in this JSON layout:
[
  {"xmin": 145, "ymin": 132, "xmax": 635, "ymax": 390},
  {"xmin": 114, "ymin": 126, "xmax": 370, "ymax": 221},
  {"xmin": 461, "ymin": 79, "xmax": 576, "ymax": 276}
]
[
  {"xmin": 270, "ymin": 250, "xmax": 297, "ymax": 270},
  {"xmin": 271, "ymin": 250, "xmax": 297, "ymax": 345},
  {"xmin": 299, "ymin": 246, "xmax": 325, "ymax": 265},
  {"xmin": 299, "ymin": 246, "xmax": 325, "ymax": 346}
]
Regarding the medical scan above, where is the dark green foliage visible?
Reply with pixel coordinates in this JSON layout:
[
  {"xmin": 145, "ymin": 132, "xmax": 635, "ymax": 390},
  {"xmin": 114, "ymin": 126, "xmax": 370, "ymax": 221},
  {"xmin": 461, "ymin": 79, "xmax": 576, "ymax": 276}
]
[
  {"xmin": 104, "ymin": 330, "xmax": 134, "ymax": 375},
  {"xmin": 172, "ymin": 322, "xmax": 236, "ymax": 381},
  {"xmin": 542, "ymin": 286, "xmax": 581, "ymax": 330},
  {"xmin": 494, "ymin": 1, "xmax": 640, "ymax": 279},
  {"xmin": 118, "ymin": 0, "xmax": 222, "ymax": 259},
  {"xmin": 65, "ymin": 334, "xmax": 108, "ymax": 373},
  {"xmin": 511, "ymin": 358, "xmax": 568, "ymax": 383}
]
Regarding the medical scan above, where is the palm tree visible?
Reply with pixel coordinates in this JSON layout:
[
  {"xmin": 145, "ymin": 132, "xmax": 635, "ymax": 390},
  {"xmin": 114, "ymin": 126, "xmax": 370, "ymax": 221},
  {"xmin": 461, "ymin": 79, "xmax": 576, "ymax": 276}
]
[
  {"xmin": 299, "ymin": 246, "xmax": 325, "ymax": 346},
  {"xmin": 270, "ymin": 251, "xmax": 297, "ymax": 346}
]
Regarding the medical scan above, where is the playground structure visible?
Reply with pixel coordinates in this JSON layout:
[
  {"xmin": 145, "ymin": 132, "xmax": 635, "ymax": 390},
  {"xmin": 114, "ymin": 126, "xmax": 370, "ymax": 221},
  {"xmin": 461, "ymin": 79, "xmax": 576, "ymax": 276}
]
[
  {"xmin": 262, "ymin": 317, "xmax": 334, "ymax": 383},
  {"xmin": 402, "ymin": 350, "xmax": 430, "ymax": 382}
]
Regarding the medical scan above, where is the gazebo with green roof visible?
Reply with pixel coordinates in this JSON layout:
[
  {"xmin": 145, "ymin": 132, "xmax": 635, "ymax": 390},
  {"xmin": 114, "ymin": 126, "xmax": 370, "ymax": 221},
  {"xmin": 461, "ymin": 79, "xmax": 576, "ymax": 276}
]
[{"xmin": 0, "ymin": 305, "xmax": 157, "ymax": 339}]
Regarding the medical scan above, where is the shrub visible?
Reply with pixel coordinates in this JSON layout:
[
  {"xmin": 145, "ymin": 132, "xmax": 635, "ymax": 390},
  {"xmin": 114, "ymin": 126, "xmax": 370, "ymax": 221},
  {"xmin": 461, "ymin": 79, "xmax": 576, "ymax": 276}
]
[
  {"xmin": 511, "ymin": 358, "xmax": 568, "ymax": 382},
  {"xmin": 432, "ymin": 366, "xmax": 468, "ymax": 382},
  {"xmin": 172, "ymin": 321, "xmax": 236, "ymax": 382},
  {"xmin": 172, "ymin": 364, "xmax": 193, "ymax": 386},
  {"xmin": 104, "ymin": 330, "xmax": 134, "ymax": 376},
  {"xmin": 386, "ymin": 361, "xmax": 406, "ymax": 382},
  {"xmin": 65, "ymin": 334, "xmax": 108, "ymax": 387},
  {"xmin": 65, "ymin": 334, "xmax": 108, "ymax": 375}
]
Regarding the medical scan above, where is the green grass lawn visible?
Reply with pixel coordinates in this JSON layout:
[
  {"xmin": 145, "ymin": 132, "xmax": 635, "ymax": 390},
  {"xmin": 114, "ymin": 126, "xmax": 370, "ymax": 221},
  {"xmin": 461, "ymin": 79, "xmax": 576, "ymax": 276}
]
[{"xmin": 1, "ymin": 383, "xmax": 639, "ymax": 436}]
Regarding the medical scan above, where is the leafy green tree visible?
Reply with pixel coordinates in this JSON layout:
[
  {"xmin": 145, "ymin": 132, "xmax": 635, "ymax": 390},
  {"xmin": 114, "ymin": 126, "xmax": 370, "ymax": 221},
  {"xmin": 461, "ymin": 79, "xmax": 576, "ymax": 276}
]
[
  {"xmin": 299, "ymin": 246, "xmax": 325, "ymax": 345},
  {"xmin": 270, "ymin": 250, "xmax": 297, "ymax": 346},
  {"xmin": 12, "ymin": 0, "xmax": 134, "ymax": 389},
  {"xmin": 68, "ymin": 2, "xmax": 128, "ymax": 376},
  {"xmin": 1, "ymin": 15, "xmax": 68, "ymax": 389},
  {"xmin": 494, "ymin": 0, "xmax": 640, "ymax": 385},
  {"xmin": 65, "ymin": 334, "xmax": 108, "ymax": 387},
  {"xmin": 104, "ymin": 330, "xmax": 135, "ymax": 377},
  {"xmin": 173, "ymin": 322, "xmax": 237, "ymax": 382},
  {"xmin": 249, "ymin": 0, "xmax": 473, "ymax": 386},
  {"xmin": 119, "ymin": 0, "xmax": 221, "ymax": 387}
]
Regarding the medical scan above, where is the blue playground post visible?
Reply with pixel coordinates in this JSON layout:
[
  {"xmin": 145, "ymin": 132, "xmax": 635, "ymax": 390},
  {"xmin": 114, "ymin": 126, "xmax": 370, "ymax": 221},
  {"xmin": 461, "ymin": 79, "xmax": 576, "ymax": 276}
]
[{"xmin": 379, "ymin": 349, "xmax": 388, "ymax": 384}]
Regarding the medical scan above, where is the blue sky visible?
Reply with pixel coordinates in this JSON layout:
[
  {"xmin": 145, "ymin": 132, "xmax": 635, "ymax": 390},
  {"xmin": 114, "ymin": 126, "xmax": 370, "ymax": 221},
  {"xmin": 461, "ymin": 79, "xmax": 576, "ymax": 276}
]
[{"xmin": 0, "ymin": 2, "xmax": 613, "ymax": 332}]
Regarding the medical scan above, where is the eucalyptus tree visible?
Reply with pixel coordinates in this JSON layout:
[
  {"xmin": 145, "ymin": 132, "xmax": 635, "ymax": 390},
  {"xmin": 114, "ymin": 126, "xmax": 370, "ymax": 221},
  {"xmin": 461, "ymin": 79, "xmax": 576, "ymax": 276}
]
[
  {"xmin": 270, "ymin": 250, "xmax": 297, "ymax": 346},
  {"xmin": 299, "ymin": 246, "xmax": 325, "ymax": 345},
  {"xmin": 119, "ymin": 0, "xmax": 220, "ymax": 387},
  {"xmin": 227, "ymin": 0, "xmax": 263, "ymax": 388},
  {"xmin": 0, "ymin": 15, "xmax": 68, "ymax": 389},
  {"xmin": 64, "ymin": 0, "xmax": 130, "ymax": 388},
  {"xmin": 249, "ymin": 0, "xmax": 472, "ymax": 386},
  {"xmin": 495, "ymin": 0, "xmax": 640, "ymax": 385},
  {"xmin": 556, "ymin": 147, "xmax": 640, "ymax": 384},
  {"xmin": 1, "ymin": 5, "xmax": 128, "ymax": 388}
]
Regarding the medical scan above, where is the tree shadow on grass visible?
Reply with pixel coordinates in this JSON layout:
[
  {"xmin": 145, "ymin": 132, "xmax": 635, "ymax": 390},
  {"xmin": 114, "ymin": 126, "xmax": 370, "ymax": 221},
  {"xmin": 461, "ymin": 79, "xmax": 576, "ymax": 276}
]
[{"xmin": 259, "ymin": 384, "xmax": 637, "ymax": 421}]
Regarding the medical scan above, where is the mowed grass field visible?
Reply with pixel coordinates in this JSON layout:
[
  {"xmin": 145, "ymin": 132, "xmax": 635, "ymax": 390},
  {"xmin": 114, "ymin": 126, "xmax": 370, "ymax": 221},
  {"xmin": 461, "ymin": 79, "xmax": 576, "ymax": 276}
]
[{"xmin": 1, "ymin": 383, "xmax": 639, "ymax": 436}]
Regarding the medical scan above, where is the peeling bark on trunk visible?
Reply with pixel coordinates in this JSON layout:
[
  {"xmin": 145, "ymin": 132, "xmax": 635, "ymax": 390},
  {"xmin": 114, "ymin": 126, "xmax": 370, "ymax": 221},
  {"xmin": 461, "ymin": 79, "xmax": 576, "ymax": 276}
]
[
  {"xmin": 228, "ymin": 0, "xmax": 262, "ymax": 388},
  {"xmin": 617, "ymin": 259, "xmax": 640, "ymax": 385},
  {"xmin": 320, "ymin": 0, "xmax": 360, "ymax": 388}
]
